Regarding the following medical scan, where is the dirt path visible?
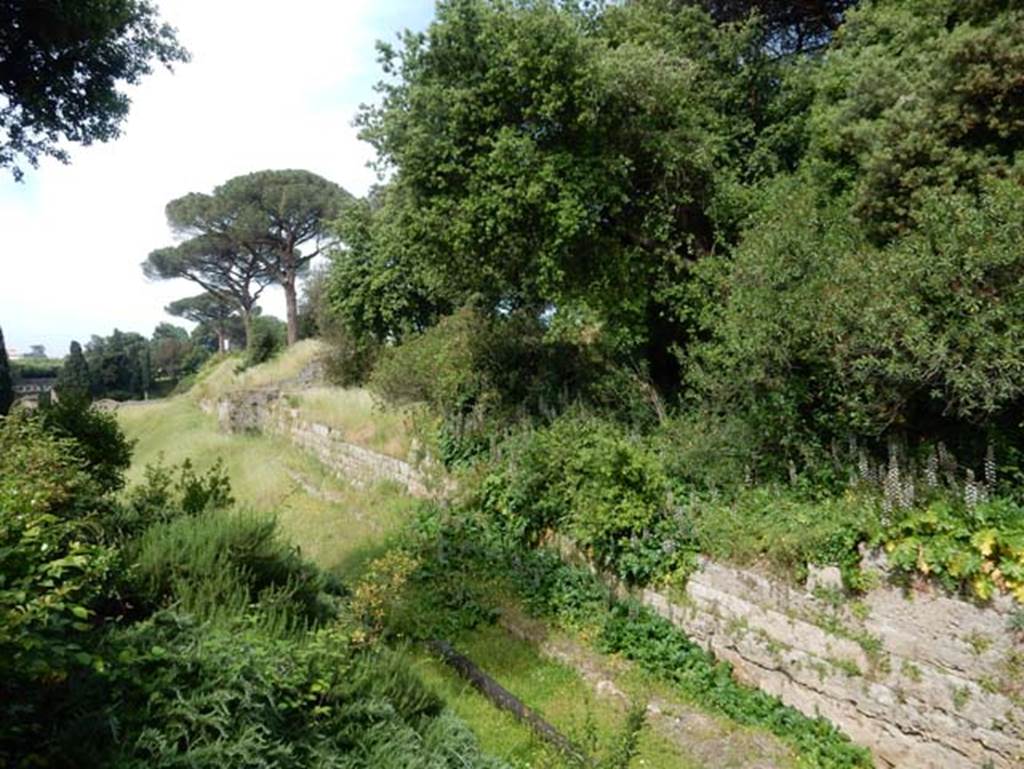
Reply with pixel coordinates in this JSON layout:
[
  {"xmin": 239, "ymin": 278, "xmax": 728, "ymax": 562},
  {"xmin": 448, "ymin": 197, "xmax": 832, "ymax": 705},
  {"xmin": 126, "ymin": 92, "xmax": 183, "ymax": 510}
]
[{"xmin": 498, "ymin": 605, "xmax": 797, "ymax": 769}]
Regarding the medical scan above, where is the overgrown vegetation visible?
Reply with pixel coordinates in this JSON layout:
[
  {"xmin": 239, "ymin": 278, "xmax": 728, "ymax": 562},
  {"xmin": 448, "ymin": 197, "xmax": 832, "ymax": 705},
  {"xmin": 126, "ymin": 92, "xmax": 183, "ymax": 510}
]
[
  {"xmin": 358, "ymin": 504, "xmax": 872, "ymax": 769},
  {"xmin": 0, "ymin": 399, "xmax": 501, "ymax": 768},
  {"xmin": 318, "ymin": 0, "xmax": 1024, "ymax": 603}
]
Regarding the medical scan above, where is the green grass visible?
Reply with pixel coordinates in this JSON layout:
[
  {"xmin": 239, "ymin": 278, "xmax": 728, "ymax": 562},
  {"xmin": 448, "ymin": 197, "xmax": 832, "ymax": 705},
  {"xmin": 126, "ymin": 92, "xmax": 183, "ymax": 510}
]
[
  {"xmin": 411, "ymin": 624, "xmax": 702, "ymax": 769},
  {"xmin": 182, "ymin": 343, "xmax": 413, "ymax": 460},
  {"xmin": 118, "ymin": 396, "xmax": 416, "ymax": 576},
  {"xmin": 292, "ymin": 386, "xmax": 413, "ymax": 459}
]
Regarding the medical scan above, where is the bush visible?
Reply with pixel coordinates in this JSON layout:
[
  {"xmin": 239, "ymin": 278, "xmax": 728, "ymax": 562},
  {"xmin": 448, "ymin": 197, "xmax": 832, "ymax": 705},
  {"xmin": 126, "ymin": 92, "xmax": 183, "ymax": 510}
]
[
  {"xmin": 13, "ymin": 610, "xmax": 500, "ymax": 769},
  {"xmin": 0, "ymin": 415, "xmax": 117, "ymax": 750},
  {"xmin": 240, "ymin": 315, "xmax": 287, "ymax": 370},
  {"xmin": 370, "ymin": 306, "xmax": 661, "ymax": 465},
  {"xmin": 1, "ymin": 412, "xmax": 100, "ymax": 512},
  {"xmin": 885, "ymin": 498, "xmax": 1024, "ymax": 602},
  {"xmin": 37, "ymin": 395, "xmax": 135, "ymax": 494},
  {"xmin": 695, "ymin": 176, "xmax": 1024, "ymax": 468},
  {"xmin": 130, "ymin": 510, "xmax": 340, "ymax": 627},
  {"xmin": 480, "ymin": 413, "xmax": 682, "ymax": 583},
  {"xmin": 320, "ymin": 323, "xmax": 380, "ymax": 387}
]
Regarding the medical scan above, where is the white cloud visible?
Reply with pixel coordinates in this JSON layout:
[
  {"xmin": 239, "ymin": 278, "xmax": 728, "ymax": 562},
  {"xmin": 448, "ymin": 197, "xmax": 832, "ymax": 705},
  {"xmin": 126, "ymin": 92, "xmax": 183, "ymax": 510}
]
[{"xmin": 0, "ymin": 0, "xmax": 433, "ymax": 356}]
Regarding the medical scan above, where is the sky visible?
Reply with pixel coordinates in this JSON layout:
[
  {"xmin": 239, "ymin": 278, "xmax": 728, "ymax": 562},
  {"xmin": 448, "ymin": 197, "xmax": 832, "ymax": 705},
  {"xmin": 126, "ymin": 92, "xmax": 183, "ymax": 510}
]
[{"xmin": 0, "ymin": 0, "xmax": 436, "ymax": 358}]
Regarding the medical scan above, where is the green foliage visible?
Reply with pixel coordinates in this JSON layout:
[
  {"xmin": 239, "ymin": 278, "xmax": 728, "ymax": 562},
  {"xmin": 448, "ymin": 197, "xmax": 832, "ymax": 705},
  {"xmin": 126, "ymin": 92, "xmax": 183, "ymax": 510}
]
[
  {"xmin": 38, "ymin": 395, "xmax": 135, "ymax": 494},
  {"xmin": 370, "ymin": 307, "xmax": 660, "ymax": 464},
  {"xmin": 0, "ymin": 0, "xmax": 189, "ymax": 179},
  {"xmin": 694, "ymin": 176, "xmax": 1024, "ymax": 455},
  {"xmin": 325, "ymin": 189, "xmax": 456, "ymax": 357},
  {"xmin": 56, "ymin": 340, "xmax": 93, "ymax": 401},
  {"xmin": 595, "ymin": 602, "xmax": 869, "ymax": 768},
  {"xmin": 0, "ymin": 411, "xmax": 100, "ymax": 514},
  {"xmin": 167, "ymin": 292, "xmax": 238, "ymax": 353},
  {"xmin": 8, "ymin": 607, "xmax": 501, "ymax": 769},
  {"xmin": 480, "ymin": 414, "xmax": 685, "ymax": 584},
  {"xmin": 113, "ymin": 456, "xmax": 234, "ymax": 540},
  {"xmin": 884, "ymin": 499, "xmax": 1024, "ymax": 602},
  {"xmin": 340, "ymin": 0, "xmax": 807, "ymax": 383},
  {"xmin": 1, "ymin": 401, "xmax": 503, "ymax": 769},
  {"xmin": 685, "ymin": 486, "xmax": 883, "ymax": 588},
  {"xmin": 239, "ymin": 315, "xmax": 287, "ymax": 370},
  {"xmin": 130, "ymin": 510, "xmax": 339, "ymax": 627},
  {"xmin": 213, "ymin": 169, "xmax": 350, "ymax": 345},
  {"xmin": 0, "ymin": 324, "xmax": 12, "ymax": 415},
  {"xmin": 0, "ymin": 416, "xmax": 116, "ymax": 696},
  {"xmin": 9, "ymin": 356, "xmax": 63, "ymax": 380},
  {"xmin": 84, "ymin": 329, "xmax": 153, "ymax": 400},
  {"xmin": 399, "ymin": 505, "xmax": 871, "ymax": 768},
  {"xmin": 0, "ymin": 507, "xmax": 115, "ymax": 682},
  {"xmin": 806, "ymin": 0, "xmax": 1024, "ymax": 239},
  {"xmin": 144, "ymin": 232, "xmax": 274, "ymax": 353}
]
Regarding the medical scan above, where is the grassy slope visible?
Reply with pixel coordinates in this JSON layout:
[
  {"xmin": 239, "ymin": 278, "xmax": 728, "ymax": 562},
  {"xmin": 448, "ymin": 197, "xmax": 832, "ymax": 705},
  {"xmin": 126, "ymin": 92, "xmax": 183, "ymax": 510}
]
[
  {"xmin": 119, "ymin": 387, "xmax": 413, "ymax": 577},
  {"xmin": 188, "ymin": 341, "xmax": 413, "ymax": 459},
  {"xmin": 117, "ymin": 346, "xmax": 794, "ymax": 769}
]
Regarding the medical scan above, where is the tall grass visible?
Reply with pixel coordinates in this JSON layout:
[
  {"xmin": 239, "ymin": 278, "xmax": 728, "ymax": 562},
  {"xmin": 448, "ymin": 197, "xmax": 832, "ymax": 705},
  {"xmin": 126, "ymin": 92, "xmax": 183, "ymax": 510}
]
[
  {"xmin": 294, "ymin": 386, "xmax": 413, "ymax": 459},
  {"xmin": 117, "ymin": 397, "xmax": 418, "ymax": 575}
]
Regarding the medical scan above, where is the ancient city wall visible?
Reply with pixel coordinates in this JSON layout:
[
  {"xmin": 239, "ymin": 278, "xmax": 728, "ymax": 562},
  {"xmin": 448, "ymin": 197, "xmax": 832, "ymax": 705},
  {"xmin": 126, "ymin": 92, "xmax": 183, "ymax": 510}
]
[
  {"xmin": 573, "ymin": 547, "xmax": 1023, "ymax": 769},
  {"xmin": 200, "ymin": 388, "xmax": 430, "ymax": 497},
  {"xmin": 204, "ymin": 387, "xmax": 1023, "ymax": 768}
]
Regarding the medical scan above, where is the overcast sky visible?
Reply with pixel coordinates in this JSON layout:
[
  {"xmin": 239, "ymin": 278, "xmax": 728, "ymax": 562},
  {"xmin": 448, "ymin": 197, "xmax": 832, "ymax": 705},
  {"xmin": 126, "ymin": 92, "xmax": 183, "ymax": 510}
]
[{"xmin": 0, "ymin": 0, "xmax": 435, "ymax": 357}]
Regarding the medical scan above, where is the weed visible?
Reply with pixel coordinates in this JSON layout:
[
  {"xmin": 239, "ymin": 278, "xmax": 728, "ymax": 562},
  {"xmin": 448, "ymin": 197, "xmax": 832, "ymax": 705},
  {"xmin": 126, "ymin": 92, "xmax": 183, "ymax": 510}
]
[
  {"xmin": 902, "ymin": 661, "xmax": 922, "ymax": 683},
  {"xmin": 951, "ymin": 686, "xmax": 972, "ymax": 711},
  {"xmin": 963, "ymin": 631, "xmax": 993, "ymax": 656}
]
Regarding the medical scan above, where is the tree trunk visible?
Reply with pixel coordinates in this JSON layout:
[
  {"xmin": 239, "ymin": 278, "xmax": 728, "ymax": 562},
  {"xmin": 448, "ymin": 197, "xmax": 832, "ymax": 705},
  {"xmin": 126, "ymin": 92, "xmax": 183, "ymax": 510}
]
[
  {"xmin": 241, "ymin": 307, "xmax": 254, "ymax": 351},
  {"xmin": 427, "ymin": 639, "xmax": 585, "ymax": 762},
  {"xmin": 215, "ymin": 326, "xmax": 227, "ymax": 354},
  {"xmin": 284, "ymin": 272, "xmax": 299, "ymax": 346}
]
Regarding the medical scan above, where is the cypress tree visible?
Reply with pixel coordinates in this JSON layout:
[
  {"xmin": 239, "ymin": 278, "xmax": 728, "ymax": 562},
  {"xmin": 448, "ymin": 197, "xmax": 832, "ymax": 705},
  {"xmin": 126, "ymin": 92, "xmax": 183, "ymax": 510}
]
[
  {"xmin": 0, "ymin": 325, "xmax": 13, "ymax": 416},
  {"xmin": 56, "ymin": 341, "xmax": 92, "ymax": 402}
]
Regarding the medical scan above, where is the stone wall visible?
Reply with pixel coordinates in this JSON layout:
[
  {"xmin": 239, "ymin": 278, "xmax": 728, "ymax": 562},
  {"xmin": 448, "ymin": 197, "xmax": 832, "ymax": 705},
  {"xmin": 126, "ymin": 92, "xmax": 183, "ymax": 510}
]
[
  {"xmin": 202, "ymin": 388, "xmax": 430, "ymax": 497},
  {"xmin": 587, "ymin": 550, "xmax": 1023, "ymax": 768},
  {"xmin": 201, "ymin": 387, "xmax": 1023, "ymax": 767}
]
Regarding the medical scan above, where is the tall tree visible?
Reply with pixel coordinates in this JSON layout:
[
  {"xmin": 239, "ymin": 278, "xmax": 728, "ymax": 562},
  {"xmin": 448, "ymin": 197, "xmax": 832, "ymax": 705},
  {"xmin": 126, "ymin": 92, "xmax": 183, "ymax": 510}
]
[
  {"xmin": 694, "ymin": 1, "xmax": 855, "ymax": 54},
  {"xmin": 0, "ymin": 0, "xmax": 188, "ymax": 179},
  {"xmin": 55, "ymin": 341, "xmax": 92, "ymax": 402},
  {"xmin": 143, "ymin": 232, "xmax": 274, "ymax": 350},
  {"xmin": 83, "ymin": 330, "xmax": 149, "ymax": 400},
  {"xmin": 166, "ymin": 292, "xmax": 237, "ymax": 353},
  {"xmin": 347, "ymin": 0, "xmax": 800, "ymax": 388},
  {"xmin": 218, "ymin": 170, "xmax": 349, "ymax": 345},
  {"xmin": 149, "ymin": 323, "xmax": 194, "ymax": 380},
  {"xmin": 0, "ymin": 325, "xmax": 13, "ymax": 416}
]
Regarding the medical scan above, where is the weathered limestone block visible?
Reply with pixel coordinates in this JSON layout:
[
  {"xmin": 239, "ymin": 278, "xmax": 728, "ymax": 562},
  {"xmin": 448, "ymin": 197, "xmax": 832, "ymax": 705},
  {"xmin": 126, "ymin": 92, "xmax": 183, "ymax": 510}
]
[{"xmin": 638, "ymin": 558, "xmax": 1024, "ymax": 769}]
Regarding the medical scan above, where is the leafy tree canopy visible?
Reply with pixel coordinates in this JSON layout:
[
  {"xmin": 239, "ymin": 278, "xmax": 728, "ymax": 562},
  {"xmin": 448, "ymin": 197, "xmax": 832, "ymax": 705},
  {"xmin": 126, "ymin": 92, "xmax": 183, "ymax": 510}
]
[
  {"xmin": 213, "ymin": 169, "xmax": 350, "ymax": 345},
  {"xmin": 0, "ymin": 0, "xmax": 188, "ymax": 179},
  {"xmin": 55, "ymin": 340, "xmax": 92, "ymax": 402},
  {"xmin": 344, "ymin": 0, "xmax": 812, "ymax": 386}
]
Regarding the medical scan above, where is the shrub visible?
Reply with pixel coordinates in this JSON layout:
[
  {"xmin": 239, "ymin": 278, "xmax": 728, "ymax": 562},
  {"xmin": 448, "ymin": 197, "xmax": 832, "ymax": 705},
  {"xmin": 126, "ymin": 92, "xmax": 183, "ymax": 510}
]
[
  {"xmin": 130, "ymin": 510, "xmax": 339, "ymax": 627},
  {"xmin": 37, "ymin": 395, "xmax": 135, "ymax": 494},
  {"xmin": 239, "ymin": 315, "xmax": 287, "ymax": 370},
  {"xmin": 370, "ymin": 306, "xmax": 661, "ymax": 465},
  {"xmin": 481, "ymin": 414, "xmax": 681, "ymax": 583},
  {"xmin": 19, "ymin": 611, "xmax": 499, "ymax": 769},
  {"xmin": 0, "ymin": 415, "xmax": 117, "ymax": 747},
  {"xmin": 885, "ymin": 498, "xmax": 1024, "ymax": 601},
  {"xmin": 0, "ymin": 411, "xmax": 100, "ymax": 515}
]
